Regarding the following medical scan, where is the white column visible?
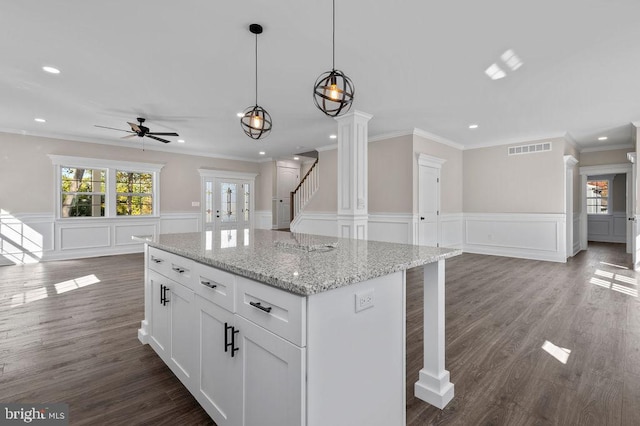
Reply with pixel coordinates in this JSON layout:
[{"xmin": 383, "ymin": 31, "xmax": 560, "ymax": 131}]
[
  {"xmin": 335, "ymin": 110, "xmax": 372, "ymax": 239},
  {"xmin": 414, "ymin": 259, "xmax": 455, "ymax": 408}
]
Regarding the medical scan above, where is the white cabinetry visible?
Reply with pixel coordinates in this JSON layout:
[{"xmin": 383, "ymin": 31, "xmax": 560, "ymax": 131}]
[{"xmin": 142, "ymin": 246, "xmax": 405, "ymax": 426}]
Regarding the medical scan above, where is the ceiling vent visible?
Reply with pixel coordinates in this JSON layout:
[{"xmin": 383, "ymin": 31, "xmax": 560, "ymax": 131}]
[{"xmin": 508, "ymin": 142, "xmax": 552, "ymax": 156}]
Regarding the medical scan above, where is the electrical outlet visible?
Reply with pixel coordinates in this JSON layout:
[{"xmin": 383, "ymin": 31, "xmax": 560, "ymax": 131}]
[
  {"xmin": 355, "ymin": 289, "xmax": 374, "ymax": 313},
  {"xmin": 192, "ymin": 201, "xmax": 200, "ymax": 207}
]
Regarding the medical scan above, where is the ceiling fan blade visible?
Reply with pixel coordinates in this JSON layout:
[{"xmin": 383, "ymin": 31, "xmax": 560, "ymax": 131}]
[
  {"xmin": 121, "ymin": 134, "xmax": 137, "ymax": 139},
  {"xmin": 146, "ymin": 135, "xmax": 171, "ymax": 144},
  {"xmin": 147, "ymin": 132, "xmax": 179, "ymax": 136},
  {"xmin": 127, "ymin": 122, "xmax": 141, "ymax": 133},
  {"xmin": 94, "ymin": 125, "xmax": 132, "ymax": 133}
]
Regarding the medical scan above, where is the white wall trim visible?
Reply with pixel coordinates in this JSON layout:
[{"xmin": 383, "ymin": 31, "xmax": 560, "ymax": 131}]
[
  {"xmin": 48, "ymin": 154, "xmax": 165, "ymax": 172},
  {"xmin": 440, "ymin": 213, "xmax": 464, "ymax": 249},
  {"xmin": 579, "ymin": 163, "xmax": 632, "ymax": 176},
  {"xmin": 579, "ymin": 144, "xmax": 634, "ymax": 153},
  {"xmin": 462, "ymin": 213, "xmax": 567, "ymax": 262},
  {"xmin": 417, "ymin": 153, "xmax": 447, "ymax": 168},
  {"xmin": 254, "ymin": 210, "xmax": 272, "ymax": 230},
  {"xmin": 463, "ymin": 133, "xmax": 566, "ymax": 151},
  {"xmin": 197, "ymin": 169, "xmax": 258, "ymax": 180},
  {"xmin": 412, "ymin": 128, "xmax": 465, "ymax": 151}
]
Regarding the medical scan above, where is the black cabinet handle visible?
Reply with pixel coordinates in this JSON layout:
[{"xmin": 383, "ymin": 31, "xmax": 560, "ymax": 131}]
[
  {"xmin": 231, "ymin": 328, "xmax": 239, "ymax": 357},
  {"xmin": 160, "ymin": 284, "xmax": 165, "ymax": 305},
  {"xmin": 201, "ymin": 280, "xmax": 218, "ymax": 289},
  {"xmin": 249, "ymin": 301, "xmax": 272, "ymax": 313},
  {"xmin": 172, "ymin": 266, "xmax": 185, "ymax": 274},
  {"xmin": 162, "ymin": 285, "xmax": 169, "ymax": 306},
  {"xmin": 224, "ymin": 322, "xmax": 233, "ymax": 353},
  {"xmin": 420, "ymin": 217, "xmax": 425, "ymax": 221},
  {"xmin": 153, "ymin": 258, "xmax": 163, "ymax": 263}
]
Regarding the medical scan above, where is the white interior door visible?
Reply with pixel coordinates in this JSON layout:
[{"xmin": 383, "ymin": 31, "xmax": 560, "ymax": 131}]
[
  {"xmin": 630, "ymin": 157, "xmax": 639, "ymax": 268},
  {"xmin": 276, "ymin": 165, "xmax": 299, "ymax": 229},
  {"xmin": 418, "ymin": 164, "xmax": 440, "ymax": 247}
]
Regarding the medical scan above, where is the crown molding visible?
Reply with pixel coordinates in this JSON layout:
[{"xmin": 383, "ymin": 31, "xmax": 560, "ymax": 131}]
[
  {"xmin": 464, "ymin": 132, "xmax": 566, "ymax": 151},
  {"xmin": 412, "ymin": 128, "xmax": 465, "ymax": 150},
  {"xmin": 579, "ymin": 143, "xmax": 634, "ymax": 153}
]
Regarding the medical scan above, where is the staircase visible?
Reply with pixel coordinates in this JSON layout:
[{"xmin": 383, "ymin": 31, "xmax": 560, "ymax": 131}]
[{"xmin": 290, "ymin": 158, "xmax": 319, "ymax": 228}]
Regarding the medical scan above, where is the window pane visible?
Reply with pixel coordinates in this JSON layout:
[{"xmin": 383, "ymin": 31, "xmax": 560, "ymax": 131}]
[
  {"xmin": 221, "ymin": 183, "xmax": 237, "ymax": 223},
  {"xmin": 116, "ymin": 171, "xmax": 153, "ymax": 216},
  {"xmin": 586, "ymin": 180, "xmax": 609, "ymax": 215},
  {"xmin": 243, "ymin": 183, "xmax": 250, "ymax": 222},
  {"xmin": 116, "ymin": 195, "xmax": 153, "ymax": 216},
  {"xmin": 61, "ymin": 194, "xmax": 105, "ymax": 217},
  {"xmin": 61, "ymin": 167, "xmax": 105, "ymax": 193}
]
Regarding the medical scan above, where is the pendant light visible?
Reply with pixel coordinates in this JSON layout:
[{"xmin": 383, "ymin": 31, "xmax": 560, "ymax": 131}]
[
  {"xmin": 240, "ymin": 24, "xmax": 272, "ymax": 139},
  {"xmin": 313, "ymin": 0, "xmax": 355, "ymax": 117}
]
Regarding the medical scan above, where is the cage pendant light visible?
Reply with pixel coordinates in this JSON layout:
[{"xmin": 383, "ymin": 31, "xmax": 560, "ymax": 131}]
[
  {"xmin": 313, "ymin": 0, "xmax": 355, "ymax": 117},
  {"xmin": 240, "ymin": 24, "xmax": 272, "ymax": 139}
]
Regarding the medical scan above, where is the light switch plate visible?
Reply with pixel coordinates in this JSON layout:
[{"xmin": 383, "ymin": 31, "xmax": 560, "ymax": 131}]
[{"xmin": 192, "ymin": 201, "xmax": 200, "ymax": 207}]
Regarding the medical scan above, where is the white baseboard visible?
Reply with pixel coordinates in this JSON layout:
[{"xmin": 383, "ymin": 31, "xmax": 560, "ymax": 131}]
[{"xmin": 463, "ymin": 213, "xmax": 566, "ymax": 263}]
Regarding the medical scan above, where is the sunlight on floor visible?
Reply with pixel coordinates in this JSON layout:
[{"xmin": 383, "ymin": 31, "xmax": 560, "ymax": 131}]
[
  {"xmin": 599, "ymin": 261, "xmax": 629, "ymax": 270},
  {"xmin": 10, "ymin": 274, "xmax": 101, "ymax": 307},
  {"xmin": 590, "ymin": 269, "xmax": 638, "ymax": 297},
  {"xmin": 542, "ymin": 340, "xmax": 572, "ymax": 364},
  {"xmin": 0, "ymin": 209, "xmax": 43, "ymax": 265}
]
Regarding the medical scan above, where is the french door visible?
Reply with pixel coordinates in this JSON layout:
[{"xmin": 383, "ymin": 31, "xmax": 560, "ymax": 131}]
[{"xmin": 204, "ymin": 178, "xmax": 252, "ymax": 231}]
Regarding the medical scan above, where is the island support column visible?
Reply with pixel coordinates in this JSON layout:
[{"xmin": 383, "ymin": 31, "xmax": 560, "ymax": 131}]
[
  {"xmin": 414, "ymin": 259, "xmax": 455, "ymax": 408},
  {"xmin": 335, "ymin": 110, "xmax": 373, "ymax": 239}
]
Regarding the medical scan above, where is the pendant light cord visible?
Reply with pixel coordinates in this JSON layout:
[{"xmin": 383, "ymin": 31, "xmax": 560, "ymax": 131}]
[
  {"xmin": 255, "ymin": 32, "xmax": 258, "ymax": 105},
  {"xmin": 332, "ymin": 0, "xmax": 335, "ymax": 70}
]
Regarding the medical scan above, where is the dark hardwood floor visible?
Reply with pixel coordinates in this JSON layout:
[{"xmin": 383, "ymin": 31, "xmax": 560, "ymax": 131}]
[{"xmin": 1, "ymin": 243, "xmax": 638, "ymax": 425}]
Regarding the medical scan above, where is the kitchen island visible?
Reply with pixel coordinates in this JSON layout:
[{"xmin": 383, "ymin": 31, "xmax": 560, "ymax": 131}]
[{"xmin": 137, "ymin": 229, "xmax": 460, "ymax": 426}]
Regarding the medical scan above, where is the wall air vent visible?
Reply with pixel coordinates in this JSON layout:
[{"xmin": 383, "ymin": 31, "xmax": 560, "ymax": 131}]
[{"xmin": 508, "ymin": 142, "xmax": 552, "ymax": 156}]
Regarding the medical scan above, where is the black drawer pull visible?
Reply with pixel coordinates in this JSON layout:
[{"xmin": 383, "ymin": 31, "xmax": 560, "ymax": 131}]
[
  {"xmin": 152, "ymin": 258, "xmax": 163, "ymax": 263},
  {"xmin": 201, "ymin": 280, "xmax": 218, "ymax": 289},
  {"xmin": 172, "ymin": 267, "xmax": 185, "ymax": 273},
  {"xmin": 249, "ymin": 301, "xmax": 272, "ymax": 313}
]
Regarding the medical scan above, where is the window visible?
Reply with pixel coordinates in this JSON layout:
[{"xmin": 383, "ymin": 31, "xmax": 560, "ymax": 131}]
[
  {"xmin": 116, "ymin": 171, "xmax": 153, "ymax": 216},
  {"xmin": 61, "ymin": 167, "xmax": 106, "ymax": 217},
  {"xmin": 587, "ymin": 179, "xmax": 610, "ymax": 214},
  {"xmin": 49, "ymin": 155, "xmax": 163, "ymax": 219}
]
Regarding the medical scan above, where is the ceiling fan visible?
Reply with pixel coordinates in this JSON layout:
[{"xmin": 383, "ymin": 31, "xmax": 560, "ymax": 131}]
[{"xmin": 95, "ymin": 117, "xmax": 179, "ymax": 143}]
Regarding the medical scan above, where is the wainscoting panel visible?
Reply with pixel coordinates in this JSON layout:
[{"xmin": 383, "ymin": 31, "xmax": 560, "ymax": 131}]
[
  {"xmin": 254, "ymin": 210, "xmax": 272, "ymax": 230},
  {"xmin": 159, "ymin": 212, "xmax": 200, "ymax": 234},
  {"xmin": 441, "ymin": 213, "xmax": 463, "ymax": 249},
  {"xmin": 60, "ymin": 225, "xmax": 110, "ymax": 250},
  {"xmin": 587, "ymin": 212, "xmax": 626, "ymax": 243},
  {"xmin": 115, "ymin": 223, "xmax": 158, "ymax": 246},
  {"xmin": 290, "ymin": 212, "xmax": 337, "ymax": 237},
  {"xmin": 463, "ymin": 213, "xmax": 566, "ymax": 262},
  {"xmin": 368, "ymin": 213, "xmax": 413, "ymax": 244}
]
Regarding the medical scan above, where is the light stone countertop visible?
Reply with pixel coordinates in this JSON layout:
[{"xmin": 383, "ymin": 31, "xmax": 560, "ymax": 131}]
[{"xmin": 136, "ymin": 229, "xmax": 461, "ymax": 296}]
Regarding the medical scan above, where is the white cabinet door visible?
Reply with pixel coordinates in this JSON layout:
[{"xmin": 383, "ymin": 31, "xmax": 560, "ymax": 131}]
[
  {"xmin": 149, "ymin": 270, "xmax": 170, "ymax": 357},
  {"xmin": 168, "ymin": 281, "xmax": 196, "ymax": 389},
  {"xmin": 196, "ymin": 295, "xmax": 241, "ymax": 426},
  {"xmin": 236, "ymin": 315, "xmax": 305, "ymax": 426}
]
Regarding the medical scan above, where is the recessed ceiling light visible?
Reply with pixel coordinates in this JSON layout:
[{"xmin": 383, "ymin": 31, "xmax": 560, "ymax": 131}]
[
  {"xmin": 329, "ymin": 134, "xmax": 337, "ymax": 139},
  {"xmin": 598, "ymin": 136, "xmax": 608, "ymax": 141},
  {"xmin": 294, "ymin": 156, "xmax": 300, "ymax": 160},
  {"xmin": 177, "ymin": 139, "xmax": 185, "ymax": 143},
  {"xmin": 259, "ymin": 151, "xmax": 265, "ymax": 155},
  {"xmin": 42, "ymin": 66, "xmax": 60, "ymax": 74},
  {"xmin": 468, "ymin": 124, "xmax": 479, "ymax": 129},
  {"xmin": 500, "ymin": 49, "xmax": 523, "ymax": 71},
  {"xmin": 34, "ymin": 118, "xmax": 46, "ymax": 123},
  {"xmin": 236, "ymin": 112, "xmax": 243, "ymax": 118}
]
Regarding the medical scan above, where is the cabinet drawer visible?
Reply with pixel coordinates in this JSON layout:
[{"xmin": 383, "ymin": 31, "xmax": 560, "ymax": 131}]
[
  {"xmin": 148, "ymin": 246, "xmax": 195, "ymax": 290},
  {"xmin": 236, "ymin": 277, "xmax": 306, "ymax": 347},
  {"xmin": 193, "ymin": 262, "xmax": 236, "ymax": 312}
]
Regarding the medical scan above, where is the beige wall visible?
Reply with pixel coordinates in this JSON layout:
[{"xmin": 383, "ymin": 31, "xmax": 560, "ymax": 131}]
[
  {"xmin": 463, "ymin": 137, "xmax": 565, "ymax": 213},
  {"xmin": 256, "ymin": 161, "xmax": 273, "ymax": 212},
  {"xmin": 0, "ymin": 132, "xmax": 264, "ymax": 214},
  {"xmin": 304, "ymin": 148, "xmax": 337, "ymax": 212},
  {"xmin": 413, "ymin": 134, "xmax": 463, "ymax": 214},
  {"xmin": 579, "ymin": 148, "xmax": 633, "ymax": 167},
  {"xmin": 369, "ymin": 135, "xmax": 413, "ymax": 213}
]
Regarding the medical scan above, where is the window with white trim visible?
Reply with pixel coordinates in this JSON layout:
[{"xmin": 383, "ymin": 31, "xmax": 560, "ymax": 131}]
[
  {"xmin": 49, "ymin": 155, "xmax": 163, "ymax": 219},
  {"xmin": 586, "ymin": 179, "xmax": 610, "ymax": 215}
]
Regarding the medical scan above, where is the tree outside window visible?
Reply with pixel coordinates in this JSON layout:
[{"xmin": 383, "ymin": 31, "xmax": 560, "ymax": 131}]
[
  {"xmin": 116, "ymin": 171, "xmax": 154, "ymax": 216},
  {"xmin": 61, "ymin": 167, "xmax": 105, "ymax": 217}
]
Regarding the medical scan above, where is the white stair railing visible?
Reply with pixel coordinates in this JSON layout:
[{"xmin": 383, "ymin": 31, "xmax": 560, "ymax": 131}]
[{"xmin": 290, "ymin": 159, "xmax": 319, "ymax": 223}]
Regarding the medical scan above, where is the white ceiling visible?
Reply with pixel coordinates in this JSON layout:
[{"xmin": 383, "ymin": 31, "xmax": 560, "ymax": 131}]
[{"xmin": 2, "ymin": 0, "xmax": 640, "ymax": 160}]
